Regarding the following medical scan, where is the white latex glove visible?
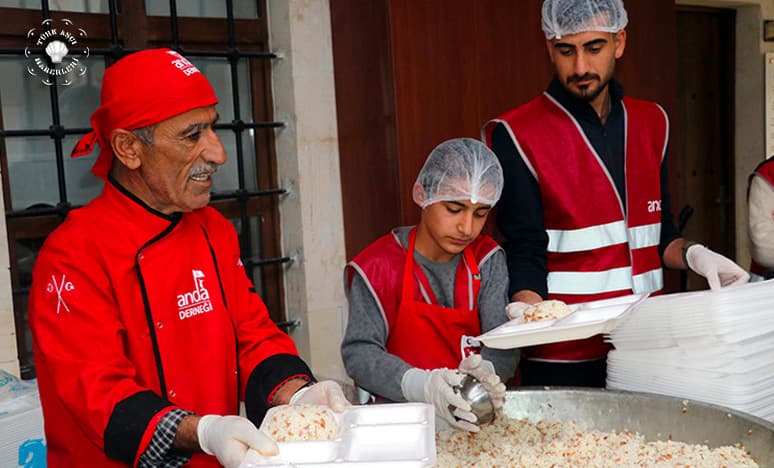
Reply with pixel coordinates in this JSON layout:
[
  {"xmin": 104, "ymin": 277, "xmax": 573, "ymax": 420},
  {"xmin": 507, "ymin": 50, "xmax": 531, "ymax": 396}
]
[
  {"xmin": 685, "ymin": 244, "xmax": 750, "ymax": 290},
  {"xmin": 505, "ymin": 301, "xmax": 533, "ymax": 321},
  {"xmin": 458, "ymin": 354, "xmax": 506, "ymax": 409},
  {"xmin": 401, "ymin": 368, "xmax": 479, "ymax": 432},
  {"xmin": 289, "ymin": 380, "xmax": 349, "ymax": 412},
  {"xmin": 197, "ymin": 415, "xmax": 277, "ymax": 468}
]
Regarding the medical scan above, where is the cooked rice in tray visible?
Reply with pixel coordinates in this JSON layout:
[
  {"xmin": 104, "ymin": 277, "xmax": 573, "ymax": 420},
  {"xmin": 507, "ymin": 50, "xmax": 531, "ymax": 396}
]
[
  {"xmin": 262, "ymin": 404, "xmax": 338, "ymax": 442},
  {"xmin": 436, "ymin": 416, "xmax": 758, "ymax": 467}
]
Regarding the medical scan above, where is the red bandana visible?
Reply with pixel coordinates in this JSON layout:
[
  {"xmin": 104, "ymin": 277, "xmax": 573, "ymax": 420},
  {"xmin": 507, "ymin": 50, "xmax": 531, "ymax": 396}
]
[{"xmin": 71, "ymin": 48, "xmax": 218, "ymax": 179}]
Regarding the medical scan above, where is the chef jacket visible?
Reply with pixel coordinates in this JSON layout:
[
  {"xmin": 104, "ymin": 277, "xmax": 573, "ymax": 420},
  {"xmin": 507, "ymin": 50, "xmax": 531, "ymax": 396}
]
[{"xmin": 29, "ymin": 178, "xmax": 312, "ymax": 467}]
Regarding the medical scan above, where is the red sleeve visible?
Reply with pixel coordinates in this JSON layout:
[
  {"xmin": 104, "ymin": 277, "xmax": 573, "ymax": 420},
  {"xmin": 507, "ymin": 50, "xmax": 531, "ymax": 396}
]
[{"xmin": 29, "ymin": 235, "xmax": 171, "ymax": 463}]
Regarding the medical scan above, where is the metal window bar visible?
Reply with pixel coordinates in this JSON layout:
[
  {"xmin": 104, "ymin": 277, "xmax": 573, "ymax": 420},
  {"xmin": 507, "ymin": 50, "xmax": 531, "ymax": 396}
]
[{"xmin": 0, "ymin": 0, "xmax": 295, "ymax": 376}]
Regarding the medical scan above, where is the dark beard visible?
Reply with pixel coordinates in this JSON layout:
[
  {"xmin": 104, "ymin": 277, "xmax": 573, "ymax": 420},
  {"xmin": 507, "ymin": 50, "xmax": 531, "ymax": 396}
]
[{"xmin": 566, "ymin": 73, "xmax": 610, "ymax": 102}]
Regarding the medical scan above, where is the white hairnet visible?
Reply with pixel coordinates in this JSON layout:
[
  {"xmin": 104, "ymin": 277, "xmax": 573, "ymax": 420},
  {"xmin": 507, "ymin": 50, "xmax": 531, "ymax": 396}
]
[
  {"xmin": 412, "ymin": 138, "xmax": 504, "ymax": 208},
  {"xmin": 542, "ymin": 0, "xmax": 628, "ymax": 40}
]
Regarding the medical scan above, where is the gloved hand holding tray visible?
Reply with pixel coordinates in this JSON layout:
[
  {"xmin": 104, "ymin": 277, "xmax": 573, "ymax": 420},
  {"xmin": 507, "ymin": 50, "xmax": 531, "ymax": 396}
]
[{"xmin": 477, "ymin": 294, "xmax": 648, "ymax": 350}]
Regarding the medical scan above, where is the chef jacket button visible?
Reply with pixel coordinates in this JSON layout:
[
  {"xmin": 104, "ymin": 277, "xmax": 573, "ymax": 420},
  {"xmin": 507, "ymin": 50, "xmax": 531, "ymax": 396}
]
[
  {"xmin": 138, "ymin": 254, "xmax": 144, "ymax": 261},
  {"xmin": 168, "ymin": 389, "xmax": 176, "ymax": 398},
  {"xmin": 157, "ymin": 321, "xmax": 164, "ymax": 329},
  {"xmin": 234, "ymin": 369, "xmax": 238, "ymax": 375}
]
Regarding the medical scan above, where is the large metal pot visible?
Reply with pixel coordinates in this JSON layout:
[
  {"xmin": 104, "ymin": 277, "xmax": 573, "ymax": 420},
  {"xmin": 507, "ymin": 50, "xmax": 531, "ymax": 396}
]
[{"xmin": 503, "ymin": 388, "xmax": 773, "ymax": 467}]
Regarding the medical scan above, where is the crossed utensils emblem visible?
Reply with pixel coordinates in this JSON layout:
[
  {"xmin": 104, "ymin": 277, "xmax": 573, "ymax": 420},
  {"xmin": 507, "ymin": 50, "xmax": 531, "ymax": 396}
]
[{"xmin": 46, "ymin": 274, "xmax": 74, "ymax": 314}]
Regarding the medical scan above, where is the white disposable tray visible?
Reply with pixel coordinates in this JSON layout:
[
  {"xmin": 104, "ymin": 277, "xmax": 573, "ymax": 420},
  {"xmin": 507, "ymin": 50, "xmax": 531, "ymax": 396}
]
[
  {"xmin": 239, "ymin": 403, "xmax": 436, "ymax": 467},
  {"xmin": 477, "ymin": 294, "xmax": 647, "ymax": 350}
]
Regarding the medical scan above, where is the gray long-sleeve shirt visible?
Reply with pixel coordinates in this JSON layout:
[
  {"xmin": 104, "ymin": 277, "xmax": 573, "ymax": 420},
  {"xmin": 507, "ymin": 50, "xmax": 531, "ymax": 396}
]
[{"xmin": 341, "ymin": 226, "xmax": 519, "ymax": 401}]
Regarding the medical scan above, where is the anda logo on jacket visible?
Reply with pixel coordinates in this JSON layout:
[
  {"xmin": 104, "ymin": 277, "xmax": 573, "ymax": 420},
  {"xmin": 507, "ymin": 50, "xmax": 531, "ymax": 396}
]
[{"xmin": 177, "ymin": 269, "xmax": 213, "ymax": 320}]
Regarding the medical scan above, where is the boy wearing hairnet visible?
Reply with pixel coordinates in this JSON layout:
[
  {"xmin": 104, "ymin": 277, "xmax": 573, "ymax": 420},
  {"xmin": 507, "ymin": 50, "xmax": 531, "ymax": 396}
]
[
  {"xmin": 341, "ymin": 138, "xmax": 518, "ymax": 432},
  {"xmin": 482, "ymin": 0, "xmax": 748, "ymax": 387}
]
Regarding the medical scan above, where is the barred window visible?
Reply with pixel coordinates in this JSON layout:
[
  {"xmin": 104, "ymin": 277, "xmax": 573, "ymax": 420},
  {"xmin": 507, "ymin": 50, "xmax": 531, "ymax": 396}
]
[{"xmin": 0, "ymin": 0, "xmax": 291, "ymax": 379}]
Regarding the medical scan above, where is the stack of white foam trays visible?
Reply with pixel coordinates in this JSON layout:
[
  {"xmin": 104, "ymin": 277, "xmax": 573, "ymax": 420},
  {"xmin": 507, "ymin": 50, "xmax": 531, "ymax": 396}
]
[{"xmin": 606, "ymin": 279, "xmax": 774, "ymax": 423}]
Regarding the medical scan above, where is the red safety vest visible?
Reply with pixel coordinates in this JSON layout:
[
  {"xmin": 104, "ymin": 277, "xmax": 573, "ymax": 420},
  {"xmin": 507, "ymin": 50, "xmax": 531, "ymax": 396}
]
[
  {"xmin": 346, "ymin": 228, "xmax": 501, "ymax": 372},
  {"xmin": 749, "ymin": 158, "xmax": 774, "ymax": 277},
  {"xmin": 484, "ymin": 93, "xmax": 667, "ymax": 361}
]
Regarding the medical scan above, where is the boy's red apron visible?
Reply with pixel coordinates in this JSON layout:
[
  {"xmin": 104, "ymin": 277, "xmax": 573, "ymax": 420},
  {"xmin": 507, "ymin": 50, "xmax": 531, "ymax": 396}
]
[{"xmin": 386, "ymin": 229, "xmax": 482, "ymax": 370}]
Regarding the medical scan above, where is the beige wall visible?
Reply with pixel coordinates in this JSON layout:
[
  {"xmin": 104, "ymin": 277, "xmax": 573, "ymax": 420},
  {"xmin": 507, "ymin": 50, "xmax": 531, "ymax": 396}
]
[
  {"xmin": 268, "ymin": 0, "xmax": 350, "ymax": 382},
  {"xmin": 678, "ymin": 0, "xmax": 774, "ymax": 264}
]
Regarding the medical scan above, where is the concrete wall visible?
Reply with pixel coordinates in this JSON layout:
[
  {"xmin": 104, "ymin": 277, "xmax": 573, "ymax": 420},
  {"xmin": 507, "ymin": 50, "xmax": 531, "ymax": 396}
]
[
  {"xmin": 268, "ymin": 0, "xmax": 350, "ymax": 382},
  {"xmin": 678, "ymin": 0, "xmax": 774, "ymax": 263}
]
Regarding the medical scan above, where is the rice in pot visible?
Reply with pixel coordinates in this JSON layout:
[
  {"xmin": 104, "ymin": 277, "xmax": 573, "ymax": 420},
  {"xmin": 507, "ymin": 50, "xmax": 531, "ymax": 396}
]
[{"xmin": 436, "ymin": 416, "xmax": 758, "ymax": 467}]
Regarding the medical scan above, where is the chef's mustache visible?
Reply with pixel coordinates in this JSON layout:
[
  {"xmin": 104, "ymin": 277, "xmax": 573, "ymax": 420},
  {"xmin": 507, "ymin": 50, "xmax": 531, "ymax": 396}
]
[
  {"xmin": 568, "ymin": 73, "xmax": 600, "ymax": 84},
  {"xmin": 189, "ymin": 162, "xmax": 219, "ymax": 177}
]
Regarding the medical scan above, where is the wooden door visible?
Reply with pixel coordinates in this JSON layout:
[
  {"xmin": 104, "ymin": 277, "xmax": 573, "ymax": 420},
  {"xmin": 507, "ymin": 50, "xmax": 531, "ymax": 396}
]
[{"xmin": 675, "ymin": 7, "xmax": 736, "ymax": 290}]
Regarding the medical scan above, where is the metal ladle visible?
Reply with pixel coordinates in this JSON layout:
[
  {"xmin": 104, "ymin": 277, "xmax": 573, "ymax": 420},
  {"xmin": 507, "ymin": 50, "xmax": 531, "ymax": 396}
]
[{"xmin": 454, "ymin": 374, "xmax": 495, "ymax": 425}]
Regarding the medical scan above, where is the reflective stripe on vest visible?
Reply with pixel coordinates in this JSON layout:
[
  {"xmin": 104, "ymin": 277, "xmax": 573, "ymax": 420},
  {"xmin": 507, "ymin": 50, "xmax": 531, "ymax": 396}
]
[
  {"xmin": 547, "ymin": 265, "xmax": 662, "ymax": 295},
  {"xmin": 546, "ymin": 220, "xmax": 659, "ymax": 253},
  {"xmin": 628, "ymin": 223, "xmax": 660, "ymax": 249}
]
